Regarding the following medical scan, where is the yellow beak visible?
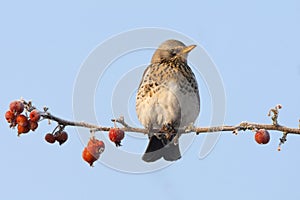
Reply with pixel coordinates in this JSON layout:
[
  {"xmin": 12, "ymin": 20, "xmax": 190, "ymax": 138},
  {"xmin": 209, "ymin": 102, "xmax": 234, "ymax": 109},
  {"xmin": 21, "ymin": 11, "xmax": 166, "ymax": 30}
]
[{"xmin": 181, "ymin": 45, "xmax": 197, "ymax": 54}]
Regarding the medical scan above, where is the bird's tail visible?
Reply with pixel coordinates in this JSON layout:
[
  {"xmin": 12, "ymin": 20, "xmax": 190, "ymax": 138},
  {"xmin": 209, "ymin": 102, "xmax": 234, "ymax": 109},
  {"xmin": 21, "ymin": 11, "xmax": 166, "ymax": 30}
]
[{"xmin": 142, "ymin": 136, "xmax": 181, "ymax": 162}]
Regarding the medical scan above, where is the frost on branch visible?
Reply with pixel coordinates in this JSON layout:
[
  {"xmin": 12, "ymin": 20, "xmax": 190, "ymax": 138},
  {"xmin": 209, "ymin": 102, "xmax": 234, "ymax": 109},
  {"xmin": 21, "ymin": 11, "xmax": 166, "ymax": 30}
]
[{"xmin": 4, "ymin": 98, "xmax": 300, "ymax": 167}]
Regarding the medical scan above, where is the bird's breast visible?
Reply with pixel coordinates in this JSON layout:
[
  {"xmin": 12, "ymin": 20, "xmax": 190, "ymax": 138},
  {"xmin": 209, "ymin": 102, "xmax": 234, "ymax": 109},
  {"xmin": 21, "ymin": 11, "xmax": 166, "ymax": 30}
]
[{"xmin": 136, "ymin": 77, "xmax": 200, "ymax": 129}]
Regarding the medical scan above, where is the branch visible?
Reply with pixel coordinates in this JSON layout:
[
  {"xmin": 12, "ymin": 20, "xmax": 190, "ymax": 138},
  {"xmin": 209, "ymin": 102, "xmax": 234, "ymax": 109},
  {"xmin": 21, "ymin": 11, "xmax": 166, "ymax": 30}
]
[
  {"xmin": 39, "ymin": 103, "xmax": 300, "ymax": 152},
  {"xmin": 5, "ymin": 99, "xmax": 300, "ymax": 166},
  {"xmin": 193, "ymin": 122, "xmax": 300, "ymax": 135},
  {"xmin": 40, "ymin": 111, "xmax": 300, "ymax": 135},
  {"xmin": 40, "ymin": 111, "xmax": 147, "ymax": 134}
]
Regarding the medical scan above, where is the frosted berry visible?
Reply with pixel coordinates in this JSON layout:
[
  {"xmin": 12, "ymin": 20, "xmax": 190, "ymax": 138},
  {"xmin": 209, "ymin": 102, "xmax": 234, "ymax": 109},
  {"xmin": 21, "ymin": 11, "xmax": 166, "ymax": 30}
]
[
  {"xmin": 9, "ymin": 100, "xmax": 24, "ymax": 114},
  {"xmin": 16, "ymin": 114, "xmax": 29, "ymax": 127},
  {"xmin": 82, "ymin": 137, "xmax": 105, "ymax": 167},
  {"xmin": 29, "ymin": 110, "xmax": 40, "ymax": 122},
  {"xmin": 29, "ymin": 120, "xmax": 38, "ymax": 131},
  {"xmin": 45, "ymin": 133, "xmax": 56, "ymax": 144},
  {"xmin": 55, "ymin": 131, "xmax": 68, "ymax": 145},
  {"xmin": 255, "ymin": 129, "xmax": 270, "ymax": 144},
  {"xmin": 17, "ymin": 124, "xmax": 30, "ymax": 135},
  {"xmin": 109, "ymin": 128, "xmax": 125, "ymax": 147},
  {"xmin": 5, "ymin": 110, "xmax": 15, "ymax": 123},
  {"xmin": 82, "ymin": 147, "xmax": 99, "ymax": 167}
]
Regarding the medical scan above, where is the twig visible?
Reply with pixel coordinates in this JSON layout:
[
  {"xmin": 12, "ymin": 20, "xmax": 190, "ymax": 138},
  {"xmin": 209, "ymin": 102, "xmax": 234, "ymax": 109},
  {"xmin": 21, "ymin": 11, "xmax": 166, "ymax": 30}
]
[
  {"xmin": 277, "ymin": 132, "xmax": 288, "ymax": 151},
  {"xmin": 268, "ymin": 104, "xmax": 282, "ymax": 126}
]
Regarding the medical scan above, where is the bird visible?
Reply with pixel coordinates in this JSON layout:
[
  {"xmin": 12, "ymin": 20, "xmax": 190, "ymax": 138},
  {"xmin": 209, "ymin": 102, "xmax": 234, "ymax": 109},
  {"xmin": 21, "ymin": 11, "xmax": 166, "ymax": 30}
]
[{"xmin": 136, "ymin": 39, "xmax": 200, "ymax": 162}]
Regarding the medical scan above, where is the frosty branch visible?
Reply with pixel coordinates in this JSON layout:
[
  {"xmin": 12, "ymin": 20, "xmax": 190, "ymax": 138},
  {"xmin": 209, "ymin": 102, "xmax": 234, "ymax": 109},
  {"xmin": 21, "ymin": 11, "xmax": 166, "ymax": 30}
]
[
  {"xmin": 4, "ymin": 99, "xmax": 300, "ymax": 166},
  {"xmin": 25, "ymin": 101, "xmax": 300, "ymax": 142},
  {"xmin": 40, "ymin": 108, "xmax": 300, "ymax": 136}
]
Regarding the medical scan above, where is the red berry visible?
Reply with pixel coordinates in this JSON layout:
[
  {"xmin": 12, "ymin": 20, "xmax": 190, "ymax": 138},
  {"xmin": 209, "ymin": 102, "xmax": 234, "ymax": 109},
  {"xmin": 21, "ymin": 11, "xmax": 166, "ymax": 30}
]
[
  {"xmin": 45, "ymin": 133, "xmax": 56, "ymax": 144},
  {"xmin": 55, "ymin": 131, "xmax": 68, "ymax": 145},
  {"xmin": 17, "ymin": 124, "xmax": 30, "ymax": 135},
  {"xmin": 109, "ymin": 128, "xmax": 125, "ymax": 147},
  {"xmin": 82, "ymin": 147, "xmax": 99, "ymax": 167},
  {"xmin": 5, "ymin": 110, "xmax": 15, "ymax": 123},
  {"xmin": 29, "ymin": 120, "xmax": 38, "ymax": 131},
  {"xmin": 29, "ymin": 110, "xmax": 40, "ymax": 122},
  {"xmin": 16, "ymin": 114, "xmax": 29, "ymax": 127},
  {"xmin": 9, "ymin": 100, "xmax": 24, "ymax": 114},
  {"xmin": 255, "ymin": 129, "xmax": 270, "ymax": 144},
  {"xmin": 82, "ymin": 137, "xmax": 105, "ymax": 166}
]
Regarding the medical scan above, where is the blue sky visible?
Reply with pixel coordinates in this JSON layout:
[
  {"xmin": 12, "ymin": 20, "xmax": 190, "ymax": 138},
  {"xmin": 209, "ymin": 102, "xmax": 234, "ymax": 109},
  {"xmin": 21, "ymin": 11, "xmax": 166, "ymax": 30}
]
[{"xmin": 1, "ymin": 0, "xmax": 300, "ymax": 200}]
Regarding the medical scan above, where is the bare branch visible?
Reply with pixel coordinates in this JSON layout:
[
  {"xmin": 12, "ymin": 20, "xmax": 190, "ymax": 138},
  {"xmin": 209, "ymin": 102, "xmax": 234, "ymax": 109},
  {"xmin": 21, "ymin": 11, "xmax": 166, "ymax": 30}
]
[
  {"xmin": 39, "ymin": 110, "xmax": 300, "ymax": 135},
  {"xmin": 15, "ymin": 99, "xmax": 299, "ymax": 151}
]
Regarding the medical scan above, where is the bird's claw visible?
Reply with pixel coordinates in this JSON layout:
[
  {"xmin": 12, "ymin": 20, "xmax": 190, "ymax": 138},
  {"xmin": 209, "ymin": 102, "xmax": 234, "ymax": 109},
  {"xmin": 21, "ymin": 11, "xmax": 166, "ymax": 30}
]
[{"xmin": 161, "ymin": 122, "xmax": 176, "ymax": 133}]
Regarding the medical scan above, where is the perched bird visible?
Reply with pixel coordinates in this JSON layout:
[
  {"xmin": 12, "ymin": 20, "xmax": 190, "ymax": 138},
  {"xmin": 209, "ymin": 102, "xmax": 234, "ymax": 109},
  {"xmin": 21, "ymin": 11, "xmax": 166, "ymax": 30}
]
[{"xmin": 136, "ymin": 39, "xmax": 200, "ymax": 162}]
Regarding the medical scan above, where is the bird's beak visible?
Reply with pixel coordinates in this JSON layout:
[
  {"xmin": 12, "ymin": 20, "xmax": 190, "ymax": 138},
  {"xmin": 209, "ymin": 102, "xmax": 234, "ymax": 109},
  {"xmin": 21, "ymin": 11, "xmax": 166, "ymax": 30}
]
[{"xmin": 181, "ymin": 45, "xmax": 196, "ymax": 54}]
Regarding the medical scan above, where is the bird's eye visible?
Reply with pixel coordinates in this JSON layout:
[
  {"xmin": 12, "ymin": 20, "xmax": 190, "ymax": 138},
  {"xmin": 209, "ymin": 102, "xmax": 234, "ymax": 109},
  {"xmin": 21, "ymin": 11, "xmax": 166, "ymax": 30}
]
[{"xmin": 170, "ymin": 50, "xmax": 177, "ymax": 57}]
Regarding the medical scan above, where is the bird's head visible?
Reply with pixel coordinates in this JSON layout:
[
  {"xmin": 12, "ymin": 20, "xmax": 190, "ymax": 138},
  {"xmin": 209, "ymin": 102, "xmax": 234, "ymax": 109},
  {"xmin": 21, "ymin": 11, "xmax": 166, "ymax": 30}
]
[{"xmin": 151, "ymin": 39, "xmax": 196, "ymax": 64}]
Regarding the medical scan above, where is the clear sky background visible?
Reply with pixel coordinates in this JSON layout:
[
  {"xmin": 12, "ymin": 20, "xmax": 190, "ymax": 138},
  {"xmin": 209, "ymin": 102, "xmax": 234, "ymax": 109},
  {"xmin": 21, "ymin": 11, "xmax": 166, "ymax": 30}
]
[{"xmin": 1, "ymin": 0, "xmax": 300, "ymax": 200}]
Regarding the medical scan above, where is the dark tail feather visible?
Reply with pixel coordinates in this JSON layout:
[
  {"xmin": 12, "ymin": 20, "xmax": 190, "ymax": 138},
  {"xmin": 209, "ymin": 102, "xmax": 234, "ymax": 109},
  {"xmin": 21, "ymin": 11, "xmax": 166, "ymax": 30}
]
[
  {"xmin": 163, "ymin": 142, "xmax": 181, "ymax": 161},
  {"xmin": 142, "ymin": 136, "xmax": 181, "ymax": 162},
  {"xmin": 142, "ymin": 136, "xmax": 164, "ymax": 162}
]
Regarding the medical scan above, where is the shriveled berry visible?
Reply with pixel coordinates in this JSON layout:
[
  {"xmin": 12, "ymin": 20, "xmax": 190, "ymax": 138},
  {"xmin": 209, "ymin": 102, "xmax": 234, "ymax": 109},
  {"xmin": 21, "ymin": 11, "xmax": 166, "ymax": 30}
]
[
  {"xmin": 45, "ymin": 133, "xmax": 56, "ymax": 144},
  {"xmin": 109, "ymin": 128, "xmax": 125, "ymax": 147},
  {"xmin": 55, "ymin": 131, "xmax": 68, "ymax": 145},
  {"xmin": 29, "ymin": 120, "xmax": 38, "ymax": 131},
  {"xmin": 88, "ymin": 137, "xmax": 105, "ymax": 152},
  {"xmin": 9, "ymin": 100, "xmax": 24, "ymax": 114},
  {"xmin": 5, "ymin": 110, "xmax": 15, "ymax": 123},
  {"xmin": 82, "ymin": 137, "xmax": 105, "ymax": 166},
  {"xmin": 16, "ymin": 114, "xmax": 29, "ymax": 127},
  {"xmin": 29, "ymin": 110, "xmax": 40, "ymax": 122},
  {"xmin": 255, "ymin": 129, "xmax": 270, "ymax": 144},
  {"xmin": 96, "ymin": 140, "xmax": 105, "ymax": 152}
]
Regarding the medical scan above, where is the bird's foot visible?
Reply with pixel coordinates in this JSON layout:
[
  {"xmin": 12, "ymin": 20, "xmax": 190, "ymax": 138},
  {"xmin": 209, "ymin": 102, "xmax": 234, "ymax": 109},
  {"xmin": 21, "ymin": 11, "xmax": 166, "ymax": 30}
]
[{"xmin": 161, "ymin": 122, "xmax": 176, "ymax": 134}]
